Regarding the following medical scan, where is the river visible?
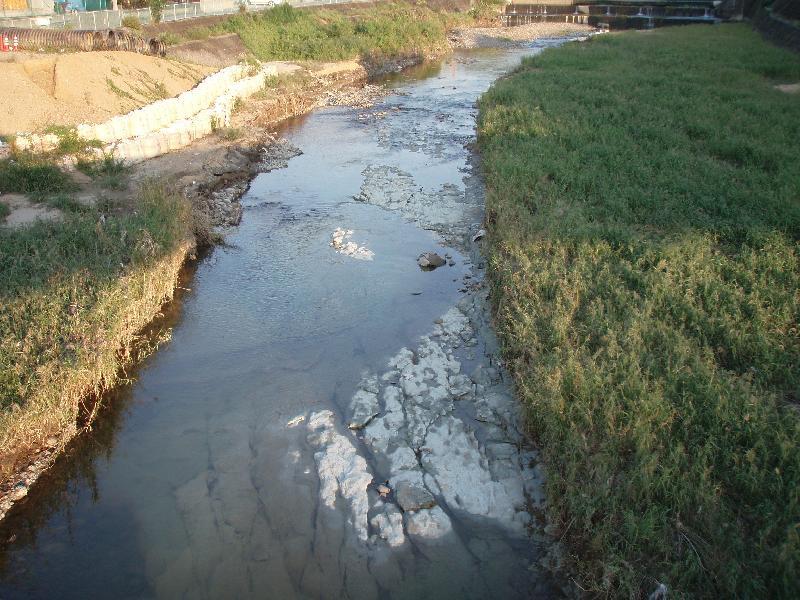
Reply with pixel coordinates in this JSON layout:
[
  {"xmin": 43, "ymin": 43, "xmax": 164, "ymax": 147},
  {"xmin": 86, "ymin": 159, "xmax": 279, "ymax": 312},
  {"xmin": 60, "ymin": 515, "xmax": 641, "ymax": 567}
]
[{"xmin": 0, "ymin": 40, "xmax": 577, "ymax": 599}]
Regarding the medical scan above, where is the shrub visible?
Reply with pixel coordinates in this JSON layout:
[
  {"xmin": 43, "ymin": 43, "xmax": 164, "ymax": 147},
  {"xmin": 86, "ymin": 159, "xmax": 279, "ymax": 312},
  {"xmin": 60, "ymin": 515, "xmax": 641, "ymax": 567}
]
[
  {"xmin": 121, "ymin": 15, "xmax": 142, "ymax": 30},
  {"xmin": 149, "ymin": 0, "xmax": 165, "ymax": 24}
]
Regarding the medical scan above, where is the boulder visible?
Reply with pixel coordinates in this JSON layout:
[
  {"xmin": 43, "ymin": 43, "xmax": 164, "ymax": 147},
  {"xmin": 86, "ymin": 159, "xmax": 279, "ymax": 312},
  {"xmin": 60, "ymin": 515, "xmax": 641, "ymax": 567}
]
[
  {"xmin": 417, "ymin": 252, "xmax": 446, "ymax": 270},
  {"xmin": 395, "ymin": 481, "xmax": 436, "ymax": 512}
]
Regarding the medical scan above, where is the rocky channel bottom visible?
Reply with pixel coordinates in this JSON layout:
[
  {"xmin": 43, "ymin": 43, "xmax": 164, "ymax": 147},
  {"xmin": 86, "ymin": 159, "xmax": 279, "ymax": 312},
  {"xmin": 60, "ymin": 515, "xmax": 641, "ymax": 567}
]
[
  {"xmin": 305, "ymin": 292, "xmax": 546, "ymax": 546},
  {"xmin": 289, "ymin": 150, "xmax": 550, "ymax": 582}
]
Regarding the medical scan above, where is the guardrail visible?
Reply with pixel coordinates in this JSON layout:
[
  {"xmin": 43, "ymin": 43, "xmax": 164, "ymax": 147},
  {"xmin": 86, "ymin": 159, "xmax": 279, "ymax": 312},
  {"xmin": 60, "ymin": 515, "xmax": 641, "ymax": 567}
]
[{"xmin": 0, "ymin": 0, "xmax": 373, "ymax": 31}]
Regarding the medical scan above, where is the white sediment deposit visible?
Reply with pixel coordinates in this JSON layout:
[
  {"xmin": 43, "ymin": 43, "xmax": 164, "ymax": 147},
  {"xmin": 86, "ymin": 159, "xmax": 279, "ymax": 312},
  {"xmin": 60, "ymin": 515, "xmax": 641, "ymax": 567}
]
[
  {"xmin": 330, "ymin": 228, "xmax": 375, "ymax": 261},
  {"xmin": 304, "ymin": 289, "xmax": 546, "ymax": 551},
  {"xmin": 356, "ymin": 165, "xmax": 468, "ymax": 236},
  {"xmin": 306, "ymin": 410, "xmax": 373, "ymax": 542}
]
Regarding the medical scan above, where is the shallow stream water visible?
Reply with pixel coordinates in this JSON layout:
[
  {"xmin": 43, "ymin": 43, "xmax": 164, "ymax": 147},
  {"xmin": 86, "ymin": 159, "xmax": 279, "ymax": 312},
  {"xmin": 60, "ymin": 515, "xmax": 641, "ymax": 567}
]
[{"xmin": 0, "ymin": 41, "xmax": 576, "ymax": 599}]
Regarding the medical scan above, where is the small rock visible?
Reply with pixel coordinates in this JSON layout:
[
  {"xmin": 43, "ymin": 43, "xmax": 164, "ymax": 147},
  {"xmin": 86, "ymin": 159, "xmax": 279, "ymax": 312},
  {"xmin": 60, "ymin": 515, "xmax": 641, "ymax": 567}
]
[
  {"xmin": 360, "ymin": 375, "xmax": 380, "ymax": 395},
  {"xmin": 405, "ymin": 506, "xmax": 452, "ymax": 540},
  {"xmin": 371, "ymin": 503, "xmax": 405, "ymax": 547},
  {"xmin": 377, "ymin": 483, "xmax": 391, "ymax": 496},
  {"xmin": 649, "ymin": 583, "xmax": 668, "ymax": 600},
  {"xmin": 348, "ymin": 390, "xmax": 380, "ymax": 429},
  {"xmin": 472, "ymin": 229, "xmax": 486, "ymax": 242},
  {"xmin": 417, "ymin": 252, "xmax": 446, "ymax": 270},
  {"xmin": 9, "ymin": 482, "xmax": 27, "ymax": 502},
  {"xmin": 447, "ymin": 259, "xmax": 455, "ymax": 266},
  {"xmin": 448, "ymin": 374, "xmax": 473, "ymax": 398},
  {"xmin": 396, "ymin": 481, "xmax": 436, "ymax": 512},
  {"xmin": 380, "ymin": 370, "xmax": 401, "ymax": 384}
]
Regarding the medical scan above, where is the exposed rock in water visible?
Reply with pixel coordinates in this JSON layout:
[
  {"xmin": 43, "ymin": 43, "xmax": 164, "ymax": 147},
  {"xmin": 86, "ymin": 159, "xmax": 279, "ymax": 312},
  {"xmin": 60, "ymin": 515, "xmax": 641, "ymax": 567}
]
[
  {"xmin": 358, "ymin": 299, "xmax": 542, "ymax": 544},
  {"xmin": 370, "ymin": 502, "xmax": 405, "ymax": 547},
  {"xmin": 404, "ymin": 506, "xmax": 452, "ymax": 541},
  {"xmin": 348, "ymin": 389, "xmax": 380, "ymax": 430},
  {"xmin": 322, "ymin": 83, "xmax": 388, "ymax": 109},
  {"xmin": 395, "ymin": 481, "xmax": 436, "ymax": 512},
  {"xmin": 330, "ymin": 228, "xmax": 375, "ymax": 261},
  {"xmin": 417, "ymin": 252, "xmax": 446, "ymax": 270},
  {"xmin": 194, "ymin": 137, "xmax": 303, "ymax": 231},
  {"xmin": 355, "ymin": 165, "xmax": 479, "ymax": 244},
  {"xmin": 306, "ymin": 410, "xmax": 372, "ymax": 541},
  {"xmin": 257, "ymin": 138, "xmax": 303, "ymax": 172}
]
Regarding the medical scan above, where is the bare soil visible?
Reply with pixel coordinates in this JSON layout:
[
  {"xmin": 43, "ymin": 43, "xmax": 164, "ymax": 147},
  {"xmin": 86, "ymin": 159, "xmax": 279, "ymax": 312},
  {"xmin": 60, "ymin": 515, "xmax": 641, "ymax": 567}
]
[
  {"xmin": 0, "ymin": 51, "xmax": 211, "ymax": 136},
  {"xmin": 776, "ymin": 82, "xmax": 800, "ymax": 93},
  {"xmin": 166, "ymin": 33, "xmax": 251, "ymax": 68}
]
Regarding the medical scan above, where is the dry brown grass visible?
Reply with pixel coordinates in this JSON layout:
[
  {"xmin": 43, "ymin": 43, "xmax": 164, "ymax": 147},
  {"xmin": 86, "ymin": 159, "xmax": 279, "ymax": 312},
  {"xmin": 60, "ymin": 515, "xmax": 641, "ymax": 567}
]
[{"xmin": 0, "ymin": 180, "xmax": 195, "ymax": 490}]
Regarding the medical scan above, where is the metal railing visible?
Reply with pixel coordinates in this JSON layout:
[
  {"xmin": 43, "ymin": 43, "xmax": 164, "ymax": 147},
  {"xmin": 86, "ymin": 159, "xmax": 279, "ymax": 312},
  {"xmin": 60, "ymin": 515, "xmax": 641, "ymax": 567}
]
[{"xmin": 0, "ymin": 0, "xmax": 373, "ymax": 30}]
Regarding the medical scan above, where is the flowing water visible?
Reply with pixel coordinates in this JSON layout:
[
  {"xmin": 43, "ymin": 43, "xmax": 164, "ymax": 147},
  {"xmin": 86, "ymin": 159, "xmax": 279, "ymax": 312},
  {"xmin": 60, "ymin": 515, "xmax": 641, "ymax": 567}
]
[{"xmin": 0, "ymin": 41, "xmax": 576, "ymax": 599}]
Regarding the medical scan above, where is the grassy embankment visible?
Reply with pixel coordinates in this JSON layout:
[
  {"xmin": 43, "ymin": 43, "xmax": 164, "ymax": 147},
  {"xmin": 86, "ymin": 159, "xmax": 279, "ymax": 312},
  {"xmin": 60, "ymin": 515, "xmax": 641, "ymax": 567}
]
[
  {"xmin": 174, "ymin": 1, "xmax": 500, "ymax": 62},
  {"xmin": 0, "ymin": 152, "xmax": 193, "ymax": 479},
  {"xmin": 478, "ymin": 24, "xmax": 799, "ymax": 598}
]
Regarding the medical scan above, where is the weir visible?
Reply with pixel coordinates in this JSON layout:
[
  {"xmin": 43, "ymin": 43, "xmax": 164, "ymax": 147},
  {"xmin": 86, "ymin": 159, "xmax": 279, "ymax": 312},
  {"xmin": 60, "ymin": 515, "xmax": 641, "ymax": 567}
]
[{"xmin": 501, "ymin": 1, "xmax": 722, "ymax": 29}]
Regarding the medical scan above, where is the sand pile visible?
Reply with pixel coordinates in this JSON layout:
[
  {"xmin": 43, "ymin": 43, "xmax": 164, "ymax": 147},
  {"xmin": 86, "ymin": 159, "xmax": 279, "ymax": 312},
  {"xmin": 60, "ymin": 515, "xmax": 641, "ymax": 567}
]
[{"xmin": 0, "ymin": 51, "xmax": 213, "ymax": 136}]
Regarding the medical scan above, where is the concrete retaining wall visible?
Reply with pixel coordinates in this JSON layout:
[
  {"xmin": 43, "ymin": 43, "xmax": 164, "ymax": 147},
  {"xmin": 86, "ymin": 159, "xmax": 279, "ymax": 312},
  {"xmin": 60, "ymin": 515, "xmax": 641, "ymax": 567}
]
[
  {"xmin": 110, "ymin": 63, "xmax": 285, "ymax": 162},
  {"xmin": 15, "ymin": 61, "xmax": 294, "ymax": 162}
]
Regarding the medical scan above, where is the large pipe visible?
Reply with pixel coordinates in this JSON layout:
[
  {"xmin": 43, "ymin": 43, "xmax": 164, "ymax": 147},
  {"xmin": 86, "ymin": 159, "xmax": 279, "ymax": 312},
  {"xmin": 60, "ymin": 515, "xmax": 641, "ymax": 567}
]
[
  {"xmin": 0, "ymin": 28, "xmax": 165, "ymax": 56},
  {"xmin": 0, "ymin": 28, "xmax": 95, "ymax": 52}
]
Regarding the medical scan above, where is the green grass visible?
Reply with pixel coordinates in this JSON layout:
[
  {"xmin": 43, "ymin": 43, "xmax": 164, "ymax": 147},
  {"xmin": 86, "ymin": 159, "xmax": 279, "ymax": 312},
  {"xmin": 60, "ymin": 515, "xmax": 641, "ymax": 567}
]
[
  {"xmin": 0, "ymin": 155, "xmax": 75, "ymax": 198},
  {"xmin": 121, "ymin": 15, "xmax": 142, "ymax": 31},
  {"xmin": 477, "ymin": 24, "xmax": 800, "ymax": 598},
  {"xmin": 182, "ymin": 25, "xmax": 214, "ymax": 42},
  {"xmin": 0, "ymin": 179, "xmax": 193, "ymax": 474},
  {"xmin": 169, "ymin": 1, "xmax": 503, "ymax": 61},
  {"xmin": 211, "ymin": 3, "xmax": 463, "ymax": 62},
  {"xmin": 217, "ymin": 126, "xmax": 243, "ymax": 141},
  {"xmin": 41, "ymin": 126, "xmax": 102, "ymax": 156},
  {"xmin": 158, "ymin": 32, "xmax": 181, "ymax": 47},
  {"xmin": 76, "ymin": 155, "xmax": 130, "ymax": 190}
]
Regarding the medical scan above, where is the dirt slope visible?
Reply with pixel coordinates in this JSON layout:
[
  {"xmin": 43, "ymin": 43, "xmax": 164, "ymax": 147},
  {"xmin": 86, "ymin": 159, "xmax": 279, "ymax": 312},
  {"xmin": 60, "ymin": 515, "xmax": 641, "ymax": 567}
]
[
  {"xmin": 0, "ymin": 51, "xmax": 212, "ymax": 136},
  {"xmin": 167, "ymin": 34, "xmax": 251, "ymax": 68}
]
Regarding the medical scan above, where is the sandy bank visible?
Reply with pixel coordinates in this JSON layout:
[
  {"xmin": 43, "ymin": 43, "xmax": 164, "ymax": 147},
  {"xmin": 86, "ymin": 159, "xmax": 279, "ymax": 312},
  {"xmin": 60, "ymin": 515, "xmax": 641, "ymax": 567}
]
[{"xmin": 0, "ymin": 51, "xmax": 211, "ymax": 136}]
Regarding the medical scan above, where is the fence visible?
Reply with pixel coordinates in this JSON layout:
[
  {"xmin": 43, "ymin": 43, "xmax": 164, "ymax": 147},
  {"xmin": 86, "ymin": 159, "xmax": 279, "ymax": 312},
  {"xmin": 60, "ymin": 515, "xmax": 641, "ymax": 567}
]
[{"xmin": 0, "ymin": 0, "xmax": 373, "ymax": 30}]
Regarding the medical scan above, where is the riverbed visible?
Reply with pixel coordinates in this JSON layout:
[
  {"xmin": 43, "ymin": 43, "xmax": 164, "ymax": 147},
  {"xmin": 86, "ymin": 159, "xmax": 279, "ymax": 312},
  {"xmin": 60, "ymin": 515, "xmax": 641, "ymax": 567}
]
[{"xmin": 0, "ymin": 40, "xmax": 579, "ymax": 599}]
